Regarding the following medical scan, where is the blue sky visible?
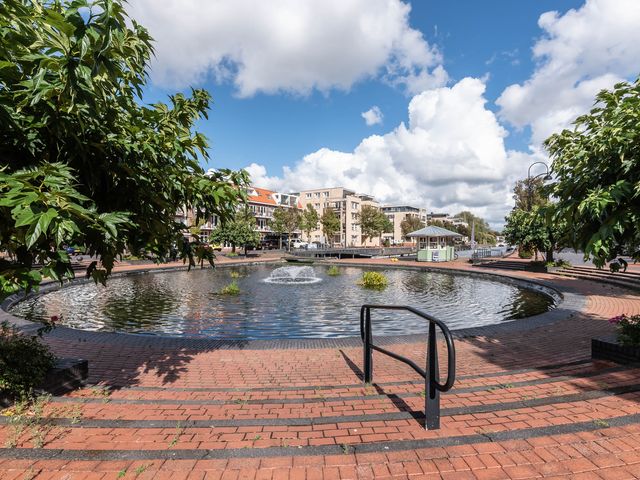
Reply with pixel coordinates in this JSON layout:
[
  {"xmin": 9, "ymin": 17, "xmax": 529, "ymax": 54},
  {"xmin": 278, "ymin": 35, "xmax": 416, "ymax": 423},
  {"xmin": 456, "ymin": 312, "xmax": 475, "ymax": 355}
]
[{"xmin": 132, "ymin": 0, "xmax": 640, "ymax": 226}]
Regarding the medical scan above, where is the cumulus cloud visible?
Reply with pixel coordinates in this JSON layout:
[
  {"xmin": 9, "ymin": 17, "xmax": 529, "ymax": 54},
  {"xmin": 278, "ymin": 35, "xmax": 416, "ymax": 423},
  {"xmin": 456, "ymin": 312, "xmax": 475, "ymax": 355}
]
[
  {"xmin": 497, "ymin": 0, "xmax": 640, "ymax": 145},
  {"xmin": 248, "ymin": 78, "xmax": 533, "ymax": 227},
  {"xmin": 361, "ymin": 106, "xmax": 384, "ymax": 126},
  {"xmin": 128, "ymin": 0, "xmax": 446, "ymax": 97}
]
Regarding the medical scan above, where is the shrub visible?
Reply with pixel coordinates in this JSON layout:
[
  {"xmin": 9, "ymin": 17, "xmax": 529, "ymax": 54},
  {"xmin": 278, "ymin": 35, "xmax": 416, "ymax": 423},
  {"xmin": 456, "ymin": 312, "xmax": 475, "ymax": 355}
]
[
  {"xmin": 226, "ymin": 252, "xmax": 239, "ymax": 258},
  {"xmin": 327, "ymin": 266, "xmax": 341, "ymax": 276},
  {"xmin": 220, "ymin": 281, "xmax": 240, "ymax": 295},
  {"xmin": 0, "ymin": 322, "xmax": 56, "ymax": 399},
  {"xmin": 230, "ymin": 271, "xmax": 242, "ymax": 279},
  {"xmin": 518, "ymin": 249, "xmax": 533, "ymax": 259},
  {"xmin": 359, "ymin": 271, "xmax": 388, "ymax": 290},
  {"xmin": 609, "ymin": 315, "xmax": 640, "ymax": 346}
]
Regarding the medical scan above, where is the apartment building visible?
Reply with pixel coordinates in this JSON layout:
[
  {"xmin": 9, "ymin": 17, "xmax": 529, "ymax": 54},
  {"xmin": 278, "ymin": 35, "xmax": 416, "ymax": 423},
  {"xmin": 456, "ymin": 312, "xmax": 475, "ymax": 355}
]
[
  {"xmin": 381, "ymin": 206, "xmax": 427, "ymax": 245},
  {"xmin": 427, "ymin": 212, "xmax": 469, "ymax": 229},
  {"xmin": 294, "ymin": 187, "xmax": 380, "ymax": 247},
  {"xmin": 175, "ymin": 187, "xmax": 300, "ymax": 243},
  {"xmin": 246, "ymin": 186, "xmax": 301, "ymax": 239}
]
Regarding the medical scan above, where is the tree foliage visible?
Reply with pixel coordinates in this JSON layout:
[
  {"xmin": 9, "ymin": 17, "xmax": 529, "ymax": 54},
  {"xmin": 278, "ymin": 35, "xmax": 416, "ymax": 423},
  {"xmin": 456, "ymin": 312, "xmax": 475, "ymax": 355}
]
[
  {"xmin": 545, "ymin": 77, "xmax": 640, "ymax": 267},
  {"xmin": 358, "ymin": 205, "xmax": 393, "ymax": 245},
  {"xmin": 269, "ymin": 207, "xmax": 300, "ymax": 251},
  {"xmin": 400, "ymin": 216, "xmax": 424, "ymax": 239},
  {"xmin": 300, "ymin": 204, "xmax": 319, "ymax": 242},
  {"xmin": 210, "ymin": 207, "xmax": 260, "ymax": 254},
  {"xmin": 503, "ymin": 206, "xmax": 563, "ymax": 260},
  {"xmin": 0, "ymin": 0, "xmax": 248, "ymax": 297},
  {"xmin": 320, "ymin": 208, "xmax": 340, "ymax": 246},
  {"xmin": 512, "ymin": 177, "xmax": 547, "ymax": 211}
]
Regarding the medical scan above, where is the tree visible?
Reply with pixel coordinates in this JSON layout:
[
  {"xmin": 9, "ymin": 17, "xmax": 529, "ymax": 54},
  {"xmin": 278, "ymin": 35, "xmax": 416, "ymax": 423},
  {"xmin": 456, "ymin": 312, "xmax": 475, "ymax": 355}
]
[
  {"xmin": 358, "ymin": 206, "xmax": 393, "ymax": 246},
  {"xmin": 503, "ymin": 206, "xmax": 563, "ymax": 261},
  {"xmin": 300, "ymin": 204, "xmax": 319, "ymax": 242},
  {"xmin": 282, "ymin": 208, "xmax": 301, "ymax": 251},
  {"xmin": 320, "ymin": 208, "xmax": 340, "ymax": 247},
  {"xmin": 210, "ymin": 207, "xmax": 259, "ymax": 255},
  {"xmin": 401, "ymin": 216, "xmax": 425, "ymax": 240},
  {"xmin": 359, "ymin": 205, "xmax": 380, "ymax": 244},
  {"xmin": 545, "ymin": 77, "xmax": 640, "ymax": 267},
  {"xmin": 512, "ymin": 177, "xmax": 547, "ymax": 211},
  {"xmin": 269, "ymin": 207, "xmax": 287, "ymax": 250},
  {"xmin": 454, "ymin": 211, "xmax": 495, "ymax": 245},
  {"xmin": 0, "ymin": 0, "xmax": 247, "ymax": 298}
]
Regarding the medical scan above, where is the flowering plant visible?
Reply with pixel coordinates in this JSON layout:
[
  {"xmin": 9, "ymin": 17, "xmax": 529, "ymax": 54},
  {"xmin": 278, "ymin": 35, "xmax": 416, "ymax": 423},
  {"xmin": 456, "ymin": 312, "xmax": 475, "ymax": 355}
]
[{"xmin": 609, "ymin": 314, "xmax": 640, "ymax": 346}]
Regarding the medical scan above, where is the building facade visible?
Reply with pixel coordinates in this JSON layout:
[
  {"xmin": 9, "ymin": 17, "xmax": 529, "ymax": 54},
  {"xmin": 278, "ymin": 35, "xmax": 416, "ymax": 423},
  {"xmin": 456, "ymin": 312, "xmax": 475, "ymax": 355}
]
[
  {"xmin": 294, "ymin": 187, "xmax": 380, "ymax": 247},
  {"xmin": 245, "ymin": 187, "xmax": 301, "ymax": 240},
  {"xmin": 381, "ymin": 206, "xmax": 427, "ymax": 245}
]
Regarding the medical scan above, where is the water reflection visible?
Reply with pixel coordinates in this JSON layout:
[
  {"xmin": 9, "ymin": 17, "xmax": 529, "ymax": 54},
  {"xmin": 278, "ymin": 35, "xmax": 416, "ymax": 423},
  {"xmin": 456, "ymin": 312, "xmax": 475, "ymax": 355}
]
[{"xmin": 9, "ymin": 265, "xmax": 557, "ymax": 339}]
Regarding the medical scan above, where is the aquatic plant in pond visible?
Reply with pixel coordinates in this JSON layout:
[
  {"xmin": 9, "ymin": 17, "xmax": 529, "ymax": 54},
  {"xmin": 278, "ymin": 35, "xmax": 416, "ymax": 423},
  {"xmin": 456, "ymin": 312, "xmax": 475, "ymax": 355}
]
[
  {"xmin": 327, "ymin": 266, "xmax": 341, "ymax": 276},
  {"xmin": 220, "ymin": 281, "xmax": 240, "ymax": 295},
  {"xmin": 359, "ymin": 271, "xmax": 388, "ymax": 290}
]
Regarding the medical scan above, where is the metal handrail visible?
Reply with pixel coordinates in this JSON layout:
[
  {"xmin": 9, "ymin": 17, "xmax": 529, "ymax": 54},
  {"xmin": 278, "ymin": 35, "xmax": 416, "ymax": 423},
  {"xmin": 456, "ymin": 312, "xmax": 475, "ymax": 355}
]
[{"xmin": 359, "ymin": 304, "xmax": 456, "ymax": 430}]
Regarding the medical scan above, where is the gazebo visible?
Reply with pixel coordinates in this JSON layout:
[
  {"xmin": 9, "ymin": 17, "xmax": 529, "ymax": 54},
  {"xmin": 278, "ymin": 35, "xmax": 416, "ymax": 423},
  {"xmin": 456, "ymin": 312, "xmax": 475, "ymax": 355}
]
[{"xmin": 407, "ymin": 225, "xmax": 462, "ymax": 262}]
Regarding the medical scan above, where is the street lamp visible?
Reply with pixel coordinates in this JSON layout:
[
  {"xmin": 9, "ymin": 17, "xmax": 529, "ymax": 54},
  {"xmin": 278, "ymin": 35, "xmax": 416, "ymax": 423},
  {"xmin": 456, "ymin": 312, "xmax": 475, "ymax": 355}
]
[{"xmin": 526, "ymin": 161, "xmax": 551, "ymax": 210}]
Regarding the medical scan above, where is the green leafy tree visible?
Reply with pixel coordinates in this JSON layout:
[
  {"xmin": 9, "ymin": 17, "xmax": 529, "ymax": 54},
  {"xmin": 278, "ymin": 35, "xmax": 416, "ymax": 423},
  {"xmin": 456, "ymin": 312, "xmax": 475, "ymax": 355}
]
[
  {"xmin": 282, "ymin": 208, "xmax": 301, "ymax": 251},
  {"xmin": 545, "ymin": 77, "xmax": 640, "ymax": 267},
  {"xmin": 503, "ymin": 206, "xmax": 563, "ymax": 261},
  {"xmin": 211, "ymin": 207, "xmax": 260, "ymax": 255},
  {"xmin": 320, "ymin": 208, "xmax": 341, "ymax": 247},
  {"xmin": 358, "ymin": 205, "xmax": 379, "ymax": 244},
  {"xmin": 400, "ymin": 216, "xmax": 425, "ymax": 240},
  {"xmin": 300, "ymin": 204, "xmax": 319, "ymax": 242},
  {"xmin": 454, "ymin": 211, "xmax": 495, "ymax": 245},
  {"xmin": 512, "ymin": 177, "xmax": 547, "ymax": 211},
  {"xmin": 0, "ymin": 0, "xmax": 248, "ymax": 298},
  {"xmin": 269, "ymin": 207, "xmax": 287, "ymax": 250}
]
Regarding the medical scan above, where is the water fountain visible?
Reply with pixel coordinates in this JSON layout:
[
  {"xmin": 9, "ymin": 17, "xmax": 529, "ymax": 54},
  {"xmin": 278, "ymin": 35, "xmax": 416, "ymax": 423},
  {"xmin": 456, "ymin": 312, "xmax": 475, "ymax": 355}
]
[{"xmin": 264, "ymin": 266, "xmax": 322, "ymax": 284}]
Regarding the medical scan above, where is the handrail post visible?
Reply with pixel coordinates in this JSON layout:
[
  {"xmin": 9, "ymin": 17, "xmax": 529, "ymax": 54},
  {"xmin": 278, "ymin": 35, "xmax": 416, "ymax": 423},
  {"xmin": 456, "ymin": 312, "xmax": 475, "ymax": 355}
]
[
  {"xmin": 363, "ymin": 307, "xmax": 373, "ymax": 383},
  {"xmin": 425, "ymin": 322, "xmax": 440, "ymax": 429}
]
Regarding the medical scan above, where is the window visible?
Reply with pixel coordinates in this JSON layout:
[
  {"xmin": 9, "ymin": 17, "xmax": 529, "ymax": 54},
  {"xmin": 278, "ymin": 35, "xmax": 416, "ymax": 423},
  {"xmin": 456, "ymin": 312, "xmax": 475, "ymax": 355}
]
[
  {"xmin": 351, "ymin": 202, "xmax": 359, "ymax": 209},
  {"xmin": 323, "ymin": 191, "xmax": 329, "ymax": 197},
  {"xmin": 315, "ymin": 203, "xmax": 320, "ymax": 208},
  {"xmin": 305, "ymin": 193, "xmax": 312, "ymax": 198},
  {"xmin": 314, "ymin": 192, "xmax": 320, "ymax": 198}
]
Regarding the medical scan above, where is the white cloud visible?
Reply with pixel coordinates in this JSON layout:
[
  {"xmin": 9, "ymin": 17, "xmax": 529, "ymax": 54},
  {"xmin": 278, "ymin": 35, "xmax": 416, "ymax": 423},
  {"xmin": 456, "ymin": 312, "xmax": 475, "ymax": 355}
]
[
  {"xmin": 361, "ymin": 106, "xmax": 384, "ymax": 126},
  {"xmin": 497, "ymin": 0, "xmax": 640, "ymax": 145},
  {"xmin": 248, "ymin": 78, "xmax": 533, "ymax": 228},
  {"xmin": 128, "ymin": 0, "xmax": 446, "ymax": 97}
]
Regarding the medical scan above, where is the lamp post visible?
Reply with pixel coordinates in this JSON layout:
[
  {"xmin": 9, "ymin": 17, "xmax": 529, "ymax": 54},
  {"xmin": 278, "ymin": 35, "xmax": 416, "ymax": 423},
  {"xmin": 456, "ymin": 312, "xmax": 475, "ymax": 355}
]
[{"xmin": 526, "ymin": 162, "xmax": 551, "ymax": 211}]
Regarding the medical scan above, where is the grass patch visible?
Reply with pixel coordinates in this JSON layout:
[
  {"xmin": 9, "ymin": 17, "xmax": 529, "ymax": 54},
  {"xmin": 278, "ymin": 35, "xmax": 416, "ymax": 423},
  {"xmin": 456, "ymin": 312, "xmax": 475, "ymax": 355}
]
[
  {"xmin": 358, "ymin": 271, "xmax": 388, "ymax": 290},
  {"xmin": 230, "ymin": 270, "xmax": 242, "ymax": 279},
  {"xmin": 220, "ymin": 281, "xmax": 240, "ymax": 295}
]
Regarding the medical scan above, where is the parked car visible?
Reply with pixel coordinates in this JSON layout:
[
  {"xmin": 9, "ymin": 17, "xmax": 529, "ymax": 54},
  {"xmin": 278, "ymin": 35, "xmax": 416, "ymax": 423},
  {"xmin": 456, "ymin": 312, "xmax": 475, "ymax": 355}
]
[{"xmin": 291, "ymin": 240, "xmax": 308, "ymax": 249}]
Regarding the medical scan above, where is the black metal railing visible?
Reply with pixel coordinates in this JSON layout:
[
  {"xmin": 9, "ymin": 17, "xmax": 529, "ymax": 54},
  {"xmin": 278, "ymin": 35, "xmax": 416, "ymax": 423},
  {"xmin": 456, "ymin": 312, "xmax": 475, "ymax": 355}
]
[{"xmin": 360, "ymin": 305, "xmax": 456, "ymax": 430}]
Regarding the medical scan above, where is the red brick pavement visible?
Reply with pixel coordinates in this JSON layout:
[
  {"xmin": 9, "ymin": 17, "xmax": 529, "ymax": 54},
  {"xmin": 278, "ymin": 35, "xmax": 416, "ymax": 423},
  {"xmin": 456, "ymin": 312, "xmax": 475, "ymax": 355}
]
[{"xmin": 2, "ymin": 256, "xmax": 640, "ymax": 478}]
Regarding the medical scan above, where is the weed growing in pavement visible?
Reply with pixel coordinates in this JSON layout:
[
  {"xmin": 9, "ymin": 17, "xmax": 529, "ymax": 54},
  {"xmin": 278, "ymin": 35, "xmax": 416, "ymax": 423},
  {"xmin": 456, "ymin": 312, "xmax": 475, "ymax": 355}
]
[
  {"xmin": 341, "ymin": 443, "xmax": 351, "ymax": 454},
  {"xmin": 593, "ymin": 419, "xmax": 610, "ymax": 428},
  {"xmin": 116, "ymin": 468, "xmax": 127, "ymax": 479},
  {"xmin": 134, "ymin": 464, "xmax": 151, "ymax": 476},
  {"xmin": 168, "ymin": 422, "xmax": 186, "ymax": 448},
  {"xmin": 4, "ymin": 395, "xmax": 54, "ymax": 448}
]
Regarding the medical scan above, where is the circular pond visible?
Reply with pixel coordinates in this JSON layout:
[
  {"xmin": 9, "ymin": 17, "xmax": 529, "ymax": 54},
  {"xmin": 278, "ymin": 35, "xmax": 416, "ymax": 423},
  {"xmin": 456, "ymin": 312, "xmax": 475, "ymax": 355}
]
[{"xmin": 9, "ymin": 264, "xmax": 558, "ymax": 339}]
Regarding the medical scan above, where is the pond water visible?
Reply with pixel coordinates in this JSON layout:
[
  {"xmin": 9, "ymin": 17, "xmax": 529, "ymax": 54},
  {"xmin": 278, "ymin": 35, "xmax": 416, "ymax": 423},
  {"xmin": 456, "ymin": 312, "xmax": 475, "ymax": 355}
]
[{"xmin": 9, "ymin": 264, "xmax": 557, "ymax": 339}]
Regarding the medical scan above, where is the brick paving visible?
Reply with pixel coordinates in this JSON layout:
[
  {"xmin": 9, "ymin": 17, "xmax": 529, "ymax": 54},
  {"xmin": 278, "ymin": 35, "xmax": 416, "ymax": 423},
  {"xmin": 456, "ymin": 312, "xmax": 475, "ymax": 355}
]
[{"xmin": 2, "ymin": 255, "xmax": 640, "ymax": 478}]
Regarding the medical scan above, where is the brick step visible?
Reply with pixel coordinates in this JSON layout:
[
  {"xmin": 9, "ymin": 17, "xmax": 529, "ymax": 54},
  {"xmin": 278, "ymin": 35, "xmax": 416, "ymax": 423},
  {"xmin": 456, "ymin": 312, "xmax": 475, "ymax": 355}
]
[
  {"xmin": 62, "ymin": 358, "xmax": 613, "ymax": 402},
  {"xmin": 40, "ymin": 367, "xmax": 640, "ymax": 425},
  {"xmin": 561, "ymin": 267, "xmax": 640, "ymax": 285},
  {"xmin": 3, "ymin": 426, "xmax": 639, "ymax": 479},
  {"xmin": 552, "ymin": 270, "xmax": 640, "ymax": 292},
  {"xmin": 566, "ymin": 265, "xmax": 640, "ymax": 279},
  {"xmin": 27, "ymin": 381, "xmax": 640, "ymax": 430},
  {"xmin": 2, "ymin": 392, "xmax": 639, "ymax": 451},
  {"xmin": 59, "ymin": 361, "xmax": 629, "ymax": 407}
]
